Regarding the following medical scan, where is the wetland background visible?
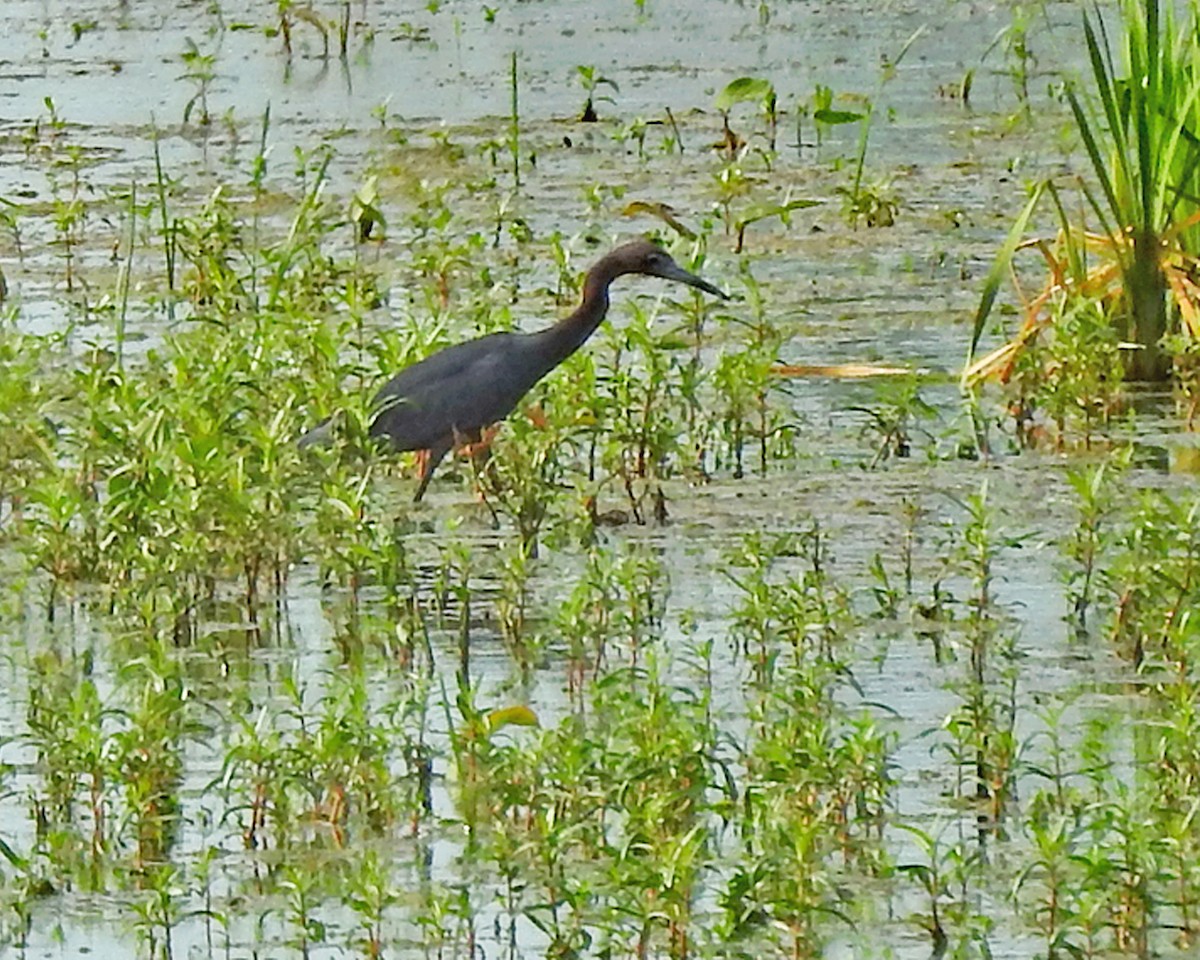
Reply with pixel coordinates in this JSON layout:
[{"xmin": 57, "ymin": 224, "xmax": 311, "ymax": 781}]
[{"xmin": 3, "ymin": 1, "xmax": 1200, "ymax": 958}]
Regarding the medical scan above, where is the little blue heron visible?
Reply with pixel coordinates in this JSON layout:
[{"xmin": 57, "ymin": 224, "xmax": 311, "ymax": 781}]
[{"xmin": 300, "ymin": 238, "xmax": 728, "ymax": 501}]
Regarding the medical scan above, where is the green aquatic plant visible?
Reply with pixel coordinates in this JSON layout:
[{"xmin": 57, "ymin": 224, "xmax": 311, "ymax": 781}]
[
  {"xmin": 897, "ymin": 824, "xmax": 992, "ymax": 959},
  {"xmin": 724, "ymin": 524, "xmax": 854, "ymax": 694},
  {"xmin": 1012, "ymin": 808, "xmax": 1090, "ymax": 960},
  {"xmin": 958, "ymin": 483, "xmax": 1022, "ymax": 822},
  {"xmin": 219, "ymin": 699, "xmax": 292, "ymax": 852},
  {"xmin": 922, "ymin": 483, "xmax": 1025, "ymax": 828},
  {"xmin": 19, "ymin": 99, "xmax": 94, "ymax": 302},
  {"xmin": 712, "ymin": 347, "xmax": 773, "ymax": 479},
  {"xmin": 806, "ymin": 83, "xmax": 863, "ymax": 153},
  {"xmin": 574, "ymin": 64, "xmax": 619, "ymax": 123},
  {"xmin": 712, "ymin": 160, "xmax": 752, "ymax": 239},
  {"xmin": 715, "ymin": 75, "xmax": 777, "ymax": 155},
  {"xmin": 49, "ymin": 165, "xmax": 86, "ymax": 296},
  {"xmin": 220, "ymin": 667, "xmax": 425, "ymax": 855},
  {"xmin": 0, "ymin": 834, "xmax": 53, "ymax": 951},
  {"xmin": 591, "ymin": 302, "xmax": 689, "ymax": 519},
  {"xmin": 586, "ymin": 651, "xmax": 723, "ymax": 959},
  {"xmin": 731, "ymin": 644, "xmax": 890, "ymax": 956},
  {"xmin": 732, "ymin": 195, "xmax": 819, "ymax": 254},
  {"xmin": 509, "ymin": 51, "xmax": 521, "ymax": 189},
  {"xmin": 276, "ymin": 0, "xmax": 331, "ymax": 61},
  {"xmin": 982, "ymin": 1, "xmax": 1044, "ymax": 119},
  {"xmin": 179, "ymin": 37, "xmax": 217, "ymax": 127},
  {"xmin": 129, "ymin": 862, "xmax": 182, "ymax": 960},
  {"xmin": 968, "ymin": 0, "xmax": 1200, "ymax": 387},
  {"xmin": 25, "ymin": 651, "xmax": 112, "ymax": 879},
  {"xmin": 495, "ymin": 539, "xmax": 538, "ymax": 671},
  {"xmin": 116, "ymin": 646, "xmax": 201, "ymax": 872},
  {"xmin": 710, "ymin": 261, "xmax": 792, "ymax": 479},
  {"xmin": 1063, "ymin": 459, "xmax": 1123, "ymax": 636},
  {"xmin": 1097, "ymin": 486, "xmax": 1200, "ymax": 668},
  {"xmin": 0, "ymin": 320, "xmax": 57, "ymax": 535},
  {"xmin": 473, "ymin": 410, "xmax": 572, "ymax": 556},
  {"xmin": 837, "ymin": 27, "xmax": 923, "ymax": 229},
  {"xmin": 280, "ymin": 860, "xmax": 327, "ymax": 958},
  {"xmin": 853, "ymin": 376, "xmax": 938, "ymax": 468},
  {"xmin": 1014, "ymin": 296, "xmax": 1125, "ymax": 448},
  {"xmin": 346, "ymin": 848, "xmax": 400, "ymax": 959}
]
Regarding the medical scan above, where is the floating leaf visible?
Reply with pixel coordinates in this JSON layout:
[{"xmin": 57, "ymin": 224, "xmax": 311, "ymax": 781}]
[{"xmin": 813, "ymin": 108, "xmax": 864, "ymax": 126}]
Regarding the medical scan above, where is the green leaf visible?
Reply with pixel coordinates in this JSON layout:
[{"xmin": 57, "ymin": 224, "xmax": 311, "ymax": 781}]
[
  {"xmin": 486, "ymin": 705, "xmax": 539, "ymax": 733},
  {"xmin": 351, "ymin": 175, "xmax": 386, "ymax": 241},
  {"xmin": 812, "ymin": 108, "xmax": 864, "ymax": 126},
  {"xmin": 738, "ymin": 198, "xmax": 822, "ymax": 227},
  {"xmin": 964, "ymin": 179, "xmax": 1046, "ymax": 373},
  {"xmin": 0, "ymin": 837, "xmax": 27, "ymax": 869},
  {"xmin": 716, "ymin": 76, "xmax": 775, "ymax": 112}
]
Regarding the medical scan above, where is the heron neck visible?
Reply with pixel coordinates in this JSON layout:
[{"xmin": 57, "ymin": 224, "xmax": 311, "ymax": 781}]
[{"xmin": 534, "ymin": 263, "xmax": 617, "ymax": 369}]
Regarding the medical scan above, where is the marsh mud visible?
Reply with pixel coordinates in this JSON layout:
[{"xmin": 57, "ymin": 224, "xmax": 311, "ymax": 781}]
[{"xmin": 1, "ymin": 1, "xmax": 1196, "ymax": 958}]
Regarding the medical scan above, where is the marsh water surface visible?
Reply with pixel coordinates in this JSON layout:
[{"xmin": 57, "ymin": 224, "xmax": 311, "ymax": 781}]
[{"xmin": 1, "ymin": 2, "xmax": 1194, "ymax": 959}]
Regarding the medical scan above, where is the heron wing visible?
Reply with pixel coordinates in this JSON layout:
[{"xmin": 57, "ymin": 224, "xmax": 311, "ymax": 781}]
[{"xmin": 369, "ymin": 332, "xmax": 541, "ymax": 451}]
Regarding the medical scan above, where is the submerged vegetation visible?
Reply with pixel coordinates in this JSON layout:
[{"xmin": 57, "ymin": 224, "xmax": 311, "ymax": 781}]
[{"xmin": 1, "ymin": 1, "xmax": 1200, "ymax": 958}]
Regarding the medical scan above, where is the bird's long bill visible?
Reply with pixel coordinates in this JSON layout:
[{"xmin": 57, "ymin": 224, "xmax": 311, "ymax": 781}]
[{"xmin": 659, "ymin": 261, "xmax": 730, "ymax": 299}]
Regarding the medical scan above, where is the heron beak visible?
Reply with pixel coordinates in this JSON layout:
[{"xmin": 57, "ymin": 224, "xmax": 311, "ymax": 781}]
[{"xmin": 659, "ymin": 260, "xmax": 730, "ymax": 299}]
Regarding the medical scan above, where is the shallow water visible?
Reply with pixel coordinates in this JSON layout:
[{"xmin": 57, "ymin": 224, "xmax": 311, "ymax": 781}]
[{"xmin": 1, "ymin": 1, "xmax": 1191, "ymax": 958}]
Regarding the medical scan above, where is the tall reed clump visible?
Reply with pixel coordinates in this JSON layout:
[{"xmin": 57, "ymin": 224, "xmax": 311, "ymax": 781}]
[{"xmin": 965, "ymin": 0, "xmax": 1200, "ymax": 410}]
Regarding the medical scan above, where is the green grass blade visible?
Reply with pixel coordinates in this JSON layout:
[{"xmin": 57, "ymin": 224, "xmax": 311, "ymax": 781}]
[
  {"xmin": 965, "ymin": 180, "xmax": 1046, "ymax": 367},
  {"xmin": 1159, "ymin": 72, "xmax": 1200, "ymax": 224},
  {"xmin": 1078, "ymin": 11, "xmax": 1129, "ymax": 220},
  {"xmin": 1073, "ymin": 174, "xmax": 1140, "ymax": 284},
  {"xmin": 1044, "ymin": 180, "xmax": 1088, "ymax": 284},
  {"xmin": 1134, "ymin": 0, "xmax": 1158, "ymax": 233},
  {"xmin": 1067, "ymin": 83, "xmax": 1123, "ymax": 231}
]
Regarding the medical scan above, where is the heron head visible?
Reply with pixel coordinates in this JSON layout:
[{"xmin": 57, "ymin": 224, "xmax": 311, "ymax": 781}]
[{"xmin": 612, "ymin": 239, "xmax": 729, "ymax": 299}]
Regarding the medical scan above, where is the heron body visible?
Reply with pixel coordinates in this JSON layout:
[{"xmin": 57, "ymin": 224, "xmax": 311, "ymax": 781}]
[{"xmin": 301, "ymin": 239, "xmax": 727, "ymax": 501}]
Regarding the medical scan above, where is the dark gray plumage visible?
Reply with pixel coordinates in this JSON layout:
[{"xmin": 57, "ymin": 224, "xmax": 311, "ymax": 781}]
[{"xmin": 300, "ymin": 239, "xmax": 727, "ymax": 501}]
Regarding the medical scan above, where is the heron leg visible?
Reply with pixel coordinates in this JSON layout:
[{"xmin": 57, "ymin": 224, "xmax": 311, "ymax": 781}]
[
  {"xmin": 412, "ymin": 440, "xmax": 451, "ymax": 503},
  {"xmin": 461, "ymin": 425, "xmax": 499, "ymax": 473},
  {"xmin": 458, "ymin": 426, "xmax": 505, "ymax": 506}
]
